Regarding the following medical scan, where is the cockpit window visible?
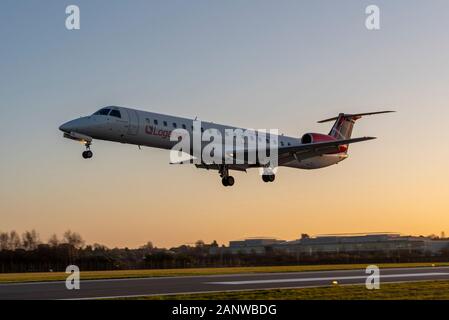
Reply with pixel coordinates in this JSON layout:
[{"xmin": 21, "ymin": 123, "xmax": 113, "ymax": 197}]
[
  {"xmin": 94, "ymin": 108, "xmax": 111, "ymax": 116},
  {"xmin": 109, "ymin": 110, "xmax": 121, "ymax": 118}
]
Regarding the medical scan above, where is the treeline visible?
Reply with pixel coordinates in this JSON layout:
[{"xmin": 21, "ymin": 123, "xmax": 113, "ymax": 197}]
[
  {"xmin": 0, "ymin": 230, "xmax": 228, "ymax": 272},
  {"xmin": 0, "ymin": 230, "xmax": 103, "ymax": 272},
  {"xmin": 1, "ymin": 230, "xmax": 449, "ymax": 273},
  {"xmin": 0, "ymin": 230, "xmax": 84, "ymax": 251}
]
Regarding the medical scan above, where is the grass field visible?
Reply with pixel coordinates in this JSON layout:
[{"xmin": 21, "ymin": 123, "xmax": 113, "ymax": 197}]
[
  {"xmin": 128, "ymin": 280, "xmax": 449, "ymax": 300},
  {"xmin": 0, "ymin": 262, "xmax": 448, "ymax": 283}
]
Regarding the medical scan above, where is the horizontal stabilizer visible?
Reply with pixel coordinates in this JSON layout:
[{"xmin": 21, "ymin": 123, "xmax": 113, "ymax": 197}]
[{"xmin": 318, "ymin": 111, "xmax": 395, "ymax": 123}]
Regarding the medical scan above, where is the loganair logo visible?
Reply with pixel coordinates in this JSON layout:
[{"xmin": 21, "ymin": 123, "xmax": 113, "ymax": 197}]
[{"xmin": 145, "ymin": 125, "xmax": 172, "ymax": 139}]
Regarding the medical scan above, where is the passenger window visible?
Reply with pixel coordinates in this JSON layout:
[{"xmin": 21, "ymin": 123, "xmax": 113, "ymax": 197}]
[
  {"xmin": 109, "ymin": 110, "xmax": 121, "ymax": 118},
  {"xmin": 163, "ymin": 121, "xmax": 168, "ymax": 127},
  {"xmin": 173, "ymin": 123, "xmax": 177, "ymax": 128},
  {"xmin": 154, "ymin": 119, "xmax": 158, "ymax": 125},
  {"xmin": 281, "ymin": 141, "xmax": 284, "ymax": 146},
  {"xmin": 182, "ymin": 124, "xmax": 187, "ymax": 129}
]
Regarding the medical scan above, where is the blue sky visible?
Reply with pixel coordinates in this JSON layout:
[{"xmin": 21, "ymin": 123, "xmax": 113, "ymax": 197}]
[{"xmin": 1, "ymin": 1, "xmax": 448, "ymax": 247}]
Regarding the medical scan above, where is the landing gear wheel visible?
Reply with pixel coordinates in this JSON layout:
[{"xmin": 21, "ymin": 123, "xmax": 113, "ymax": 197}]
[
  {"xmin": 221, "ymin": 176, "xmax": 235, "ymax": 187},
  {"xmin": 262, "ymin": 174, "xmax": 275, "ymax": 183},
  {"xmin": 222, "ymin": 177, "xmax": 229, "ymax": 187},
  {"xmin": 82, "ymin": 150, "xmax": 93, "ymax": 159},
  {"xmin": 219, "ymin": 165, "xmax": 235, "ymax": 187},
  {"xmin": 226, "ymin": 176, "xmax": 235, "ymax": 187}
]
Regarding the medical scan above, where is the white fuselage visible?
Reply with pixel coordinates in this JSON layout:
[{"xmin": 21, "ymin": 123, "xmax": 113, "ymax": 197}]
[{"xmin": 59, "ymin": 106, "xmax": 347, "ymax": 170}]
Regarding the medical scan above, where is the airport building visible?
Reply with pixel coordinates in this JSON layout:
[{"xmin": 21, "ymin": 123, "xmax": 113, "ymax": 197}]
[
  {"xmin": 226, "ymin": 238, "xmax": 287, "ymax": 254},
  {"xmin": 213, "ymin": 233, "xmax": 449, "ymax": 255}
]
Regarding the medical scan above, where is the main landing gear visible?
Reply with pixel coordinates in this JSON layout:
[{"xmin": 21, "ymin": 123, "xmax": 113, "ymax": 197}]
[
  {"xmin": 262, "ymin": 167, "xmax": 275, "ymax": 183},
  {"xmin": 218, "ymin": 165, "xmax": 276, "ymax": 186},
  {"xmin": 219, "ymin": 165, "xmax": 235, "ymax": 187},
  {"xmin": 262, "ymin": 174, "xmax": 275, "ymax": 183},
  {"xmin": 82, "ymin": 142, "xmax": 93, "ymax": 159}
]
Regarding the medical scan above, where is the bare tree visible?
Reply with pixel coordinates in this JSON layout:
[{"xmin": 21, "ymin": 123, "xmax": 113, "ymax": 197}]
[
  {"xmin": 9, "ymin": 231, "xmax": 21, "ymax": 250},
  {"xmin": 0, "ymin": 232, "xmax": 9, "ymax": 251},
  {"xmin": 48, "ymin": 234, "xmax": 59, "ymax": 247},
  {"xmin": 22, "ymin": 230, "xmax": 40, "ymax": 250},
  {"xmin": 63, "ymin": 230, "xmax": 85, "ymax": 249}
]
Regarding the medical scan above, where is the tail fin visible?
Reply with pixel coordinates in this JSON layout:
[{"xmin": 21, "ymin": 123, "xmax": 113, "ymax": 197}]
[{"xmin": 318, "ymin": 111, "xmax": 395, "ymax": 140}]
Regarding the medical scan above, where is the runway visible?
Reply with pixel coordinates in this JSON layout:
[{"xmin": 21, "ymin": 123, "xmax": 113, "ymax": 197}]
[{"xmin": 1, "ymin": 266, "xmax": 449, "ymax": 300}]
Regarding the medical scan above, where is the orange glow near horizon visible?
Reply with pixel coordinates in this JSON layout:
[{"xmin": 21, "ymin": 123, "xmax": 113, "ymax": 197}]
[{"xmin": 1, "ymin": 1, "xmax": 448, "ymax": 249}]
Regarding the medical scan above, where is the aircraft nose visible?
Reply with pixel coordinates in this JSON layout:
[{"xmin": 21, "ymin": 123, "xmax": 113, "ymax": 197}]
[
  {"xmin": 59, "ymin": 120, "xmax": 77, "ymax": 133},
  {"xmin": 59, "ymin": 122, "xmax": 70, "ymax": 133},
  {"xmin": 59, "ymin": 123, "xmax": 68, "ymax": 133}
]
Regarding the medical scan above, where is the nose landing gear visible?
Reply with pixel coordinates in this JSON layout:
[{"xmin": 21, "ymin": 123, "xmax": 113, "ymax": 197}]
[
  {"xmin": 82, "ymin": 142, "xmax": 93, "ymax": 159},
  {"xmin": 82, "ymin": 150, "xmax": 93, "ymax": 159}
]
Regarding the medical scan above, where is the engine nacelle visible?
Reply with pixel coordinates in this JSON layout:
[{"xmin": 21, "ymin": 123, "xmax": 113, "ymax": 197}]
[
  {"xmin": 301, "ymin": 133, "xmax": 347, "ymax": 153},
  {"xmin": 301, "ymin": 133, "xmax": 335, "ymax": 144}
]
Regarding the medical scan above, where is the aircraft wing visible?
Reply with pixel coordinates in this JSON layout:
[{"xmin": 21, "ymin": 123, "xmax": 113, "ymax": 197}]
[
  {"xmin": 172, "ymin": 136, "xmax": 375, "ymax": 166},
  {"xmin": 232, "ymin": 136, "xmax": 376, "ymax": 163}
]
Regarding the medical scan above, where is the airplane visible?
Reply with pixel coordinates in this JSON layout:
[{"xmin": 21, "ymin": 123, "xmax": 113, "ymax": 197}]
[{"xmin": 59, "ymin": 107, "xmax": 393, "ymax": 187}]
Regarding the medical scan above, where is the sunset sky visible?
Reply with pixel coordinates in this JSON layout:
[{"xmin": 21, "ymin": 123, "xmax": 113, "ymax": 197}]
[{"xmin": 1, "ymin": 0, "xmax": 448, "ymax": 248}]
